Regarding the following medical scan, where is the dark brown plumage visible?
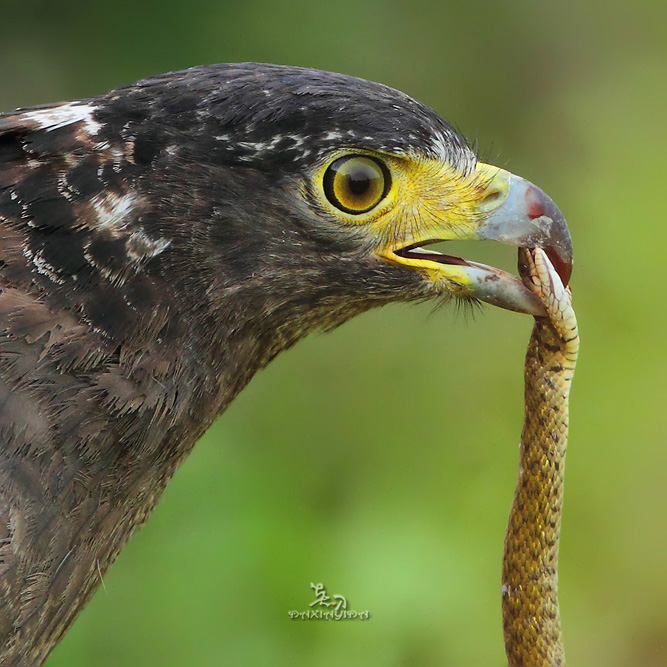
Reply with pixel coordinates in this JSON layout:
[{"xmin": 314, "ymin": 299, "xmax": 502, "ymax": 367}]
[{"xmin": 0, "ymin": 63, "xmax": 571, "ymax": 664}]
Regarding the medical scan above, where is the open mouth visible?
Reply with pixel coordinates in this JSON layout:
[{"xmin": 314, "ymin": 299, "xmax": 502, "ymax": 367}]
[
  {"xmin": 390, "ymin": 238, "xmax": 572, "ymax": 317},
  {"xmin": 394, "ymin": 239, "xmax": 570, "ymax": 286},
  {"xmin": 386, "ymin": 171, "xmax": 572, "ymax": 316},
  {"xmin": 394, "ymin": 239, "xmax": 471, "ymax": 268}
]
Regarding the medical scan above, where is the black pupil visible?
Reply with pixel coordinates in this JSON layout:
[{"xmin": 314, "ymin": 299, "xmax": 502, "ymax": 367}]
[{"xmin": 347, "ymin": 169, "xmax": 371, "ymax": 195}]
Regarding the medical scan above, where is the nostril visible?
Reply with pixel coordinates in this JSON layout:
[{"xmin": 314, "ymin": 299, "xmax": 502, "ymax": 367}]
[
  {"xmin": 483, "ymin": 189, "xmax": 502, "ymax": 205},
  {"xmin": 480, "ymin": 188, "xmax": 503, "ymax": 211}
]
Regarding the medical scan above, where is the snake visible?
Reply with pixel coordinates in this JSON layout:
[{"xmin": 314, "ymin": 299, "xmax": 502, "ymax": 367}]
[{"xmin": 501, "ymin": 247, "xmax": 579, "ymax": 666}]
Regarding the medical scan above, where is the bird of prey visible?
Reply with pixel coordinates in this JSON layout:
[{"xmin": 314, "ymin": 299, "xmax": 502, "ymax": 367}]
[{"xmin": 0, "ymin": 63, "xmax": 571, "ymax": 664}]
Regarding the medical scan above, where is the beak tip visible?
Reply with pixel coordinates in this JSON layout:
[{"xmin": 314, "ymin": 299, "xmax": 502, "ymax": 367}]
[{"xmin": 524, "ymin": 184, "xmax": 573, "ymax": 285}]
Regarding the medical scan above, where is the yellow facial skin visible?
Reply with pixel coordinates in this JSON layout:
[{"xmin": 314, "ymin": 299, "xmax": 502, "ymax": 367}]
[{"xmin": 315, "ymin": 150, "xmax": 512, "ymax": 295}]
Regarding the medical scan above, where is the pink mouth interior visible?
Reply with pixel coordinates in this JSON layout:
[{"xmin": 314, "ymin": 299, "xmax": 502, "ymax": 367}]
[{"xmin": 544, "ymin": 247, "xmax": 571, "ymax": 286}]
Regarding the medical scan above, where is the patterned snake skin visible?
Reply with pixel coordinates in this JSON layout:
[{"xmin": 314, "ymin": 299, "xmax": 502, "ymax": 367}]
[{"xmin": 502, "ymin": 248, "xmax": 579, "ymax": 666}]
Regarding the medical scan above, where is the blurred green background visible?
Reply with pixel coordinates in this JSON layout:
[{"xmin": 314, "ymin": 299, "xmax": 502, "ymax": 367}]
[{"xmin": 2, "ymin": 1, "xmax": 665, "ymax": 665}]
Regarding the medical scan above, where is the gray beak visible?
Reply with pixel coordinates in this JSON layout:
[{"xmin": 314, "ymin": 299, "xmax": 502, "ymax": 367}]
[{"xmin": 479, "ymin": 174, "xmax": 573, "ymax": 285}]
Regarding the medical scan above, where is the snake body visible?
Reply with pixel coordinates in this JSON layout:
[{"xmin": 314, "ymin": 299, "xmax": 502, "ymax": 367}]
[{"xmin": 502, "ymin": 248, "xmax": 579, "ymax": 666}]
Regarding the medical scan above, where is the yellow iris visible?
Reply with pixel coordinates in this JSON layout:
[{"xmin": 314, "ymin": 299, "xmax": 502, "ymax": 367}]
[{"xmin": 323, "ymin": 155, "xmax": 389, "ymax": 214}]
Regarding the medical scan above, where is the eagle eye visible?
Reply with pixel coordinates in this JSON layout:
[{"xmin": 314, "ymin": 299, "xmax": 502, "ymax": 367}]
[{"xmin": 323, "ymin": 155, "xmax": 390, "ymax": 214}]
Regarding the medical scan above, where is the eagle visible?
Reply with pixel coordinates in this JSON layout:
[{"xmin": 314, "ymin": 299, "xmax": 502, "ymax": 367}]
[{"xmin": 0, "ymin": 63, "xmax": 571, "ymax": 664}]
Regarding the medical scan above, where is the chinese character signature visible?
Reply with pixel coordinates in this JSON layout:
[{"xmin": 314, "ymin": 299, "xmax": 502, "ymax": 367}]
[{"xmin": 309, "ymin": 582, "xmax": 347, "ymax": 612}]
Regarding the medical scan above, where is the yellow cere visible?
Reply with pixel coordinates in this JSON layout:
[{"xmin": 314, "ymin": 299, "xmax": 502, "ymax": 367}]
[
  {"xmin": 315, "ymin": 149, "xmax": 511, "ymax": 287},
  {"xmin": 371, "ymin": 157, "xmax": 510, "ymax": 243}
]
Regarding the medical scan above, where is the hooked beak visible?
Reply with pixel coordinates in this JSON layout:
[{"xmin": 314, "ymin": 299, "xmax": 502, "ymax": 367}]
[
  {"xmin": 383, "ymin": 163, "xmax": 572, "ymax": 316},
  {"xmin": 479, "ymin": 172, "xmax": 572, "ymax": 286}
]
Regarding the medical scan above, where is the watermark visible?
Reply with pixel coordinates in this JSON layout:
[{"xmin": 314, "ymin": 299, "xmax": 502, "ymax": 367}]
[{"xmin": 288, "ymin": 582, "xmax": 371, "ymax": 621}]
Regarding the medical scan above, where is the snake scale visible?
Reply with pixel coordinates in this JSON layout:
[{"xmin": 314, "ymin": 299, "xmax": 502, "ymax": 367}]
[{"xmin": 501, "ymin": 247, "xmax": 579, "ymax": 666}]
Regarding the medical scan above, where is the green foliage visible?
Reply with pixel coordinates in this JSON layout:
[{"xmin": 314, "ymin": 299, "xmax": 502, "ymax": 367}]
[{"xmin": 3, "ymin": 1, "xmax": 664, "ymax": 664}]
